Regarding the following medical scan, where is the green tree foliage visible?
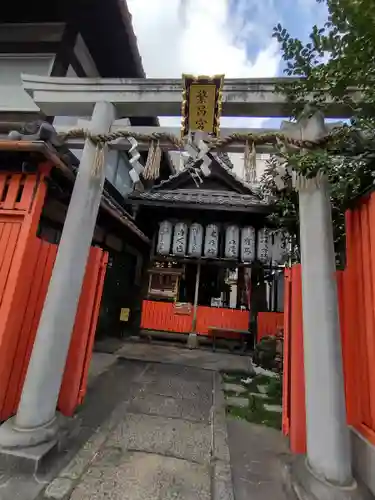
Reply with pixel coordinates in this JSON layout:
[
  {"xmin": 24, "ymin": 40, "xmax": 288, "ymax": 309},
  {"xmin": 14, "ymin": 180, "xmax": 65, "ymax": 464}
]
[
  {"xmin": 260, "ymin": 0, "xmax": 375, "ymax": 263},
  {"xmin": 273, "ymin": 0, "xmax": 375, "ymax": 126}
]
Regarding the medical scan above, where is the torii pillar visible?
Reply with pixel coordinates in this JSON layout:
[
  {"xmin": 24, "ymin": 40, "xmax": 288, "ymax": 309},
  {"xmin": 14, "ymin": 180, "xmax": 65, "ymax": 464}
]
[
  {"xmin": 0, "ymin": 101, "xmax": 116, "ymax": 450},
  {"xmin": 280, "ymin": 111, "xmax": 368, "ymax": 499}
]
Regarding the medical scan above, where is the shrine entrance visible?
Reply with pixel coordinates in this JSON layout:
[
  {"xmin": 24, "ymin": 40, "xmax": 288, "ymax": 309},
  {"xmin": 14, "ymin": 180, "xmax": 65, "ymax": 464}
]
[
  {"xmin": 140, "ymin": 261, "xmax": 251, "ymax": 337},
  {"xmin": 6, "ymin": 71, "xmax": 364, "ymax": 497}
]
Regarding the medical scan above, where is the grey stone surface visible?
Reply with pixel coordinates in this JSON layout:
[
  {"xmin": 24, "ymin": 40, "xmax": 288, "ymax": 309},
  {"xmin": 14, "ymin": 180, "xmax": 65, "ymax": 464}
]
[
  {"xmin": 257, "ymin": 385, "xmax": 268, "ymax": 394},
  {"xmin": 44, "ymin": 360, "xmax": 234, "ymax": 500},
  {"xmin": 137, "ymin": 364, "xmax": 213, "ymax": 403},
  {"xmin": 0, "ymin": 436, "xmax": 58, "ymax": 474},
  {"xmin": 212, "ymin": 373, "xmax": 232, "ymax": 465},
  {"xmin": 250, "ymin": 392, "xmax": 268, "ymax": 399},
  {"xmin": 213, "ymin": 461, "xmax": 235, "ymax": 500},
  {"xmin": 58, "ymin": 428, "xmax": 110, "ymax": 480},
  {"xmin": 116, "ymin": 342, "xmax": 254, "ymax": 373},
  {"xmin": 0, "ymin": 360, "xmax": 147, "ymax": 500},
  {"xmin": 1, "ymin": 355, "xmax": 292, "ymax": 500},
  {"xmin": 285, "ymin": 454, "xmax": 374, "ymax": 500},
  {"xmin": 105, "ymin": 412, "xmax": 212, "ymax": 465},
  {"xmin": 69, "ymin": 451, "xmax": 211, "ymax": 500},
  {"xmin": 351, "ymin": 427, "xmax": 375, "ymax": 497},
  {"xmin": 45, "ymin": 477, "xmax": 74, "ymax": 499},
  {"xmin": 227, "ymin": 418, "xmax": 290, "ymax": 500},
  {"xmin": 264, "ymin": 404, "xmax": 283, "ymax": 413},
  {"xmin": 223, "ymin": 383, "xmax": 247, "ymax": 394},
  {"xmin": 87, "ymin": 352, "xmax": 117, "ymax": 385},
  {"xmin": 127, "ymin": 392, "xmax": 211, "ymax": 422},
  {"xmin": 226, "ymin": 396, "xmax": 249, "ymax": 408},
  {"xmin": 187, "ymin": 333, "xmax": 199, "ymax": 349}
]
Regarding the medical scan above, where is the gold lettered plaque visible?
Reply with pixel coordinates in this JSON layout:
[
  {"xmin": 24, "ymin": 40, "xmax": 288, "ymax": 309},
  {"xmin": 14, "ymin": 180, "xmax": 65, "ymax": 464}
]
[{"xmin": 181, "ymin": 74, "xmax": 224, "ymax": 137}]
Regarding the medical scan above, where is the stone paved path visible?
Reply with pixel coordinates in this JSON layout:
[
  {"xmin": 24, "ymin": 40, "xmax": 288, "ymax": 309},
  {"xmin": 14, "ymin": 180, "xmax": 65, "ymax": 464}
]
[
  {"xmin": 44, "ymin": 361, "xmax": 234, "ymax": 500},
  {"xmin": 227, "ymin": 418, "xmax": 290, "ymax": 500}
]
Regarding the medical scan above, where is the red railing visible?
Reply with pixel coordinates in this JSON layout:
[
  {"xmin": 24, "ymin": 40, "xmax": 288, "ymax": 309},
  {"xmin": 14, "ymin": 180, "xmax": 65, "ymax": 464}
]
[{"xmin": 141, "ymin": 300, "xmax": 249, "ymax": 336}]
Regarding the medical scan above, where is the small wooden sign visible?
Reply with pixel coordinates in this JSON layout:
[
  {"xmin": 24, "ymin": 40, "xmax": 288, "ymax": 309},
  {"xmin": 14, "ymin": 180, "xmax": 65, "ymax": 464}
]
[
  {"xmin": 120, "ymin": 308, "xmax": 130, "ymax": 322},
  {"xmin": 174, "ymin": 302, "xmax": 192, "ymax": 315}
]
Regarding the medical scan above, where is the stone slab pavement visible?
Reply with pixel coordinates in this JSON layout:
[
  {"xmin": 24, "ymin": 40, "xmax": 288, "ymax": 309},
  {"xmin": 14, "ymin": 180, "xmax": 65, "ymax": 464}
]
[
  {"xmin": 1, "ymin": 344, "xmax": 292, "ymax": 500},
  {"xmin": 227, "ymin": 418, "xmax": 292, "ymax": 500},
  {"xmin": 115, "ymin": 341, "xmax": 254, "ymax": 374},
  {"xmin": 42, "ymin": 361, "xmax": 234, "ymax": 500}
]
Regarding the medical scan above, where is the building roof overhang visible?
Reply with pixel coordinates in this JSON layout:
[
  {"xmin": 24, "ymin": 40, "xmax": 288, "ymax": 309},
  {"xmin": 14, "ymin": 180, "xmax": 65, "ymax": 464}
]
[
  {"xmin": 129, "ymin": 188, "xmax": 271, "ymax": 214},
  {"xmin": 0, "ymin": 139, "xmax": 150, "ymax": 244}
]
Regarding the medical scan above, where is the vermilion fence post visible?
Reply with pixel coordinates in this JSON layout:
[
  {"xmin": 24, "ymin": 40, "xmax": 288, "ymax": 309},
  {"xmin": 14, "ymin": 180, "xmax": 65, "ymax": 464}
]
[
  {"xmin": 282, "ymin": 269, "xmax": 291, "ymax": 436},
  {"xmin": 58, "ymin": 247, "xmax": 108, "ymax": 416},
  {"xmin": 289, "ymin": 264, "xmax": 306, "ymax": 454}
]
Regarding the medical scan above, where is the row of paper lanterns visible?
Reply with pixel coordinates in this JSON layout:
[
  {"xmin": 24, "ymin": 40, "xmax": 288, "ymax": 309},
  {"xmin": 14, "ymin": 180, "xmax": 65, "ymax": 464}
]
[{"xmin": 156, "ymin": 221, "xmax": 287, "ymax": 264}]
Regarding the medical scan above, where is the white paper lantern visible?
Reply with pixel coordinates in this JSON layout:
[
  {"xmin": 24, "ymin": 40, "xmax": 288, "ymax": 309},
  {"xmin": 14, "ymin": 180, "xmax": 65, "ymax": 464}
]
[
  {"xmin": 257, "ymin": 228, "xmax": 270, "ymax": 264},
  {"xmin": 188, "ymin": 223, "xmax": 203, "ymax": 257},
  {"xmin": 157, "ymin": 220, "xmax": 173, "ymax": 255},
  {"xmin": 271, "ymin": 231, "xmax": 287, "ymax": 265},
  {"xmin": 241, "ymin": 226, "xmax": 256, "ymax": 262},
  {"xmin": 225, "ymin": 225, "xmax": 239, "ymax": 259},
  {"xmin": 204, "ymin": 224, "xmax": 219, "ymax": 257},
  {"xmin": 172, "ymin": 222, "xmax": 188, "ymax": 256}
]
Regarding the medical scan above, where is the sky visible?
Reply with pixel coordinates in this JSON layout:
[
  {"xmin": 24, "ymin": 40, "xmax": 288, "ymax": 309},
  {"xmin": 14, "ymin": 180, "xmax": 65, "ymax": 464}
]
[{"xmin": 126, "ymin": 0, "xmax": 328, "ymax": 176}]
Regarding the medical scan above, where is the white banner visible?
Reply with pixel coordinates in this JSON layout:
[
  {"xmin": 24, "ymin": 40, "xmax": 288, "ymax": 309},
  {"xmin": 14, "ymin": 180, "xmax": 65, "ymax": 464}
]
[
  {"xmin": 172, "ymin": 222, "xmax": 188, "ymax": 256},
  {"xmin": 157, "ymin": 220, "xmax": 173, "ymax": 255},
  {"xmin": 241, "ymin": 226, "xmax": 256, "ymax": 263},
  {"xmin": 188, "ymin": 223, "xmax": 204, "ymax": 257},
  {"xmin": 257, "ymin": 228, "xmax": 270, "ymax": 264},
  {"xmin": 225, "ymin": 225, "xmax": 239, "ymax": 259},
  {"xmin": 204, "ymin": 224, "xmax": 219, "ymax": 257}
]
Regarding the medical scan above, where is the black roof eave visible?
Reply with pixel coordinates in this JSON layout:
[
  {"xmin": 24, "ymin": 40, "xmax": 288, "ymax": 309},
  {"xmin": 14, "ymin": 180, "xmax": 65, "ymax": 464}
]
[{"xmin": 128, "ymin": 198, "xmax": 271, "ymax": 215}]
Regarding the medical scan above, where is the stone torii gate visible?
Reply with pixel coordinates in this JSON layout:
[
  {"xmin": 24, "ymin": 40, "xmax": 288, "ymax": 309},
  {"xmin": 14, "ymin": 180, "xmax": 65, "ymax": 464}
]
[{"xmin": 0, "ymin": 74, "xmax": 366, "ymax": 500}]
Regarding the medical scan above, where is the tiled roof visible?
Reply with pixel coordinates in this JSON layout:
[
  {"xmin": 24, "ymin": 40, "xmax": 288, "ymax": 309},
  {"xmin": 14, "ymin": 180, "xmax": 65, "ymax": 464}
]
[
  {"xmin": 152, "ymin": 151, "xmax": 254, "ymax": 193},
  {"xmin": 130, "ymin": 189, "xmax": 266, "ymax": 208}
]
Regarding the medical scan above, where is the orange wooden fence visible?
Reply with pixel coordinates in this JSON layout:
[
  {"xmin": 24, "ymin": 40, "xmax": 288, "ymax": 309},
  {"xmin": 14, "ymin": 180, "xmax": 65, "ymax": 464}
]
[
  {"xmin": 343, "ymin": 196, "xmax": 375, "ymax": 444},
  {"xmin": 257, "ymin": 311, "xmax": 284, "ymax": 341},
  {"xmin": 58, "ymin": 247, "xmax": 108, "ymax": 416},
  {"xmin": 284, "ymin": 191, "xmax": 375, "ymax": 452},
  {"xmin": 0, "ymin": 171, "xmax": 108, "ymax": 421},
  {"xmin": 196, "ymin": 306, "xmax": 249, "ymax": 336},
  {"xmin": 141, "ymin": 300, "xmax": 250, "ymax": 336},
  {"xmin": 141, "ymin": 300, "xmax": 193, "ymax": 333},
  {"xmin": 0, "ymin": 172, "xmax": 49, "ymax": 420}
]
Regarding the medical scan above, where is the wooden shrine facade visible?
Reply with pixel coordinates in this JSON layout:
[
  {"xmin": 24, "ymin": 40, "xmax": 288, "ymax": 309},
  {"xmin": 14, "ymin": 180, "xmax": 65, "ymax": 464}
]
[{"xmin": 129, "ymin": 153, "xmax": 286, "ymax": 337}]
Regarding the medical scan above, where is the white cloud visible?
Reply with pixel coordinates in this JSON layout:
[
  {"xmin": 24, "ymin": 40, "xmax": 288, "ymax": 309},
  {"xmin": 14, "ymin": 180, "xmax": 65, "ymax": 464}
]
[
  {"xmin": 127, "ymin": 0, "xmax": 281, "ymax": 177},
  {"xmin": 127, "ymin": 0, "xmax": 280, "ymax": 128}
]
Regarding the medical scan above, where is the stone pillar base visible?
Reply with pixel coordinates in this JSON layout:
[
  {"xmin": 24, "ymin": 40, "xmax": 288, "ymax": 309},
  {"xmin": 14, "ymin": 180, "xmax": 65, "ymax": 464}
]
[
  {"xmin": 187, "ymin": 333, "xmax": 199, "ymax": 349},
  {"xmin": 0, "ymin": 415, "xmax": 58, "ymax": 449},
  {"xmin": 283, "ymin": 456, "xmax": 373, "ymax": 500},
  {"xmin": 0, "ymin": 416, "xmax": 61, "ymax": 476}
]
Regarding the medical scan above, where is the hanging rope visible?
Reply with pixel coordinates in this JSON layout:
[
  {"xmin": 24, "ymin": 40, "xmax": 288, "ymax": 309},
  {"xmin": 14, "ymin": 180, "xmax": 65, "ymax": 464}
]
[
  {"xmin": 57, "ymin": 125, "xmax": 350, "ymax": 153},
  {"xmin": 91, "ymin": 142, "xmax": 106, "ymax": 178},
  {"xmin": 243, "ymin": 140, "xmax": 257, "ymax": 183},
  {"xmin": 143, "ymin": 140, "xmax": 162, "ymax": 180}
]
